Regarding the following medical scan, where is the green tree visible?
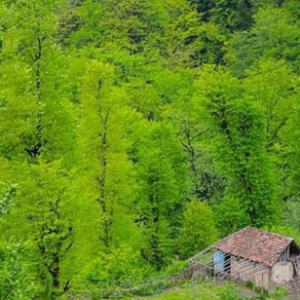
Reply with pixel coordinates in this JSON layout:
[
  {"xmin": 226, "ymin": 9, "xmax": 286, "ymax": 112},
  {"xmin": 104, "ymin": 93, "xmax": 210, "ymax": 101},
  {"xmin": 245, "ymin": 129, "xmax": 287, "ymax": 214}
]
[
  {"xmin": 188, "ymin": 0, "xmax": 265, "ymax": 31},
  {"xmin": 77, "ymin": 60, "xmax": 138, "ymax": 251},
  {"xmin": 279, "ymin": 105, "xmax": 300, "ymax": 230},
  {"xmin": 0, "ymin": 1, "xmax": 76, "ymax": 297},
  {"xmin": 68, "ymin": 0, "xmax": 168, "ymax": 53},
  {"xmin": 166, "ymin": 68, "xmax": 225, "ymax": 202},
  {"xmin": 228, "ymin": 6, "xmax": 300, "ymax": 76},
  {"xmin": 166, "ymin": 2, "xmax": 225, "ymax": 67},
  {"xmin": 197, "ymin": 66, "xmax": 277, "ymax": 234},
  {"xmin": 133, "ymin": 121, "xmax": 186, "ymax": 269},
  {"xmin": 179, "ymin": 199, "xmax": 218, "ymax": 257},
  {"xmin": 243, "ymin": 60, "xmax": 298, "ymax": 151}
]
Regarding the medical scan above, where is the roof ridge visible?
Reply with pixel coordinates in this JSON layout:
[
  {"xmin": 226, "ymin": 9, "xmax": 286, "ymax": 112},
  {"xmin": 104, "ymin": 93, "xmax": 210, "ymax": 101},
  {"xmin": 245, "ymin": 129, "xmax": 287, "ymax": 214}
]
[{"xmin": 248, "ymin": 226, "xmax": 293, "ymax": 241}]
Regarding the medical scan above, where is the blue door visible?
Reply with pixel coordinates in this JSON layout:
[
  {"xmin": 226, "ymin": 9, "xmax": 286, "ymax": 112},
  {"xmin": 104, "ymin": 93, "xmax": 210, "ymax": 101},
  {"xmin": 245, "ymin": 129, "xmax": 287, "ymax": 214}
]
[{"xmin": 214, "ymin": 251, "xmax": 225, "ymax": 274}]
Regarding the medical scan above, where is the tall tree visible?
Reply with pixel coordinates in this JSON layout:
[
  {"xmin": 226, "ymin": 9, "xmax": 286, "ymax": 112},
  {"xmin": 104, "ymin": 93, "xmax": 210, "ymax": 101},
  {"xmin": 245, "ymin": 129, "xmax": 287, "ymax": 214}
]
[
  {"xmin": 78, "ymin": 60, "xmax": 138, "ymax": 251},
  {"xmin": 197, "ymin": 66, "xmax": 277, "ymax": 234},
  {"xmin": 133, "ymin": 121, "xmax": 186, "ymax": 269},
  {"xmin": 0, "ymin": 1, "xmax": 76, "ymax": 297},
  {"xmin": 243, "ymin": 59, "xmax": 298, "ymax": 151}
]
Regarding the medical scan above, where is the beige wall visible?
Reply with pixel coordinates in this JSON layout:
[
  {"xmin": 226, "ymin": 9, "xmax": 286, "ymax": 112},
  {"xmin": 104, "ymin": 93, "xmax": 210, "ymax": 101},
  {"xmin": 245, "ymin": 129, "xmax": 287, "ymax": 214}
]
[
  {"xmin": 231, "ymin": 257, "xmax": 295, "ymax": 289},
  {"xmin": 271, "ymin": 261, "xmax": 294, "ymax": 286}
]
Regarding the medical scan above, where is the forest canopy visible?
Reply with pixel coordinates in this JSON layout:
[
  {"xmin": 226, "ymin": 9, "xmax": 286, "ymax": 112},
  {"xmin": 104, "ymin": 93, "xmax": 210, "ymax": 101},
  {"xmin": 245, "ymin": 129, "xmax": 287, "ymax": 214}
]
[{"xmin": 0, "ymin": 0, "xmax": 300, "ymax": 299}]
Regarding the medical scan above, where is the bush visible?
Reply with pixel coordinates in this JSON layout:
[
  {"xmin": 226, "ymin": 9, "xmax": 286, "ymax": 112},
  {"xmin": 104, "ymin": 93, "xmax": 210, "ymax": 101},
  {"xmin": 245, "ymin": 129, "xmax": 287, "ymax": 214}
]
[
  {"xmin": 217, "ymin": 283, "xmax": 243, "ymax": 300},
  {"xmin": 82, "ymin": 245, "xmax": 154, "ymax": 298}
]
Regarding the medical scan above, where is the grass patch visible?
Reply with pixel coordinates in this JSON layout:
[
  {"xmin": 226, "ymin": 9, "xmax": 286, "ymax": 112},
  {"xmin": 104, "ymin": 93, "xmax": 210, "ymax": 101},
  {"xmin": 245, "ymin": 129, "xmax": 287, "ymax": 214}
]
[{"xmin": 134, "ymin": 282, "xmax": 248, "ymax": 300}]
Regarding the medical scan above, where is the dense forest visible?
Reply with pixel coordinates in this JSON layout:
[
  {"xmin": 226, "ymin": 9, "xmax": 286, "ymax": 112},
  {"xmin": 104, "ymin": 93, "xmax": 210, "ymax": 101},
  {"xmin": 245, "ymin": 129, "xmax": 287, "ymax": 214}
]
[{"xmin": 1, "ymin": 0, "xmax": 300, "ymax": 299}]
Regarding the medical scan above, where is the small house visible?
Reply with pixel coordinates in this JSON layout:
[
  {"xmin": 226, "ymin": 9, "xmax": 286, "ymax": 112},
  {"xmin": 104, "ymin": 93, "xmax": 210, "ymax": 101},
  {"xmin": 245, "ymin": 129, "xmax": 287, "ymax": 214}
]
[{"xmin": 189, "ymin": 227, "xmax": 300, "ymax": 291}]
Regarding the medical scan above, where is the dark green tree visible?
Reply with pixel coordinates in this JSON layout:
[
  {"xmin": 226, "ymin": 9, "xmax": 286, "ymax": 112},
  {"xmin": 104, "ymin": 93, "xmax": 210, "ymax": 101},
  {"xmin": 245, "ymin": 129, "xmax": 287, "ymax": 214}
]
[
  {"xmin": 133, "ymin": 121, "xmax": 186, "ymax": 269},
  {"xmin": 197, "ymin": 67, "xmax": 277, "ymax": 234},
  {"xmin": 228, "ymin": 6, "xmax": 300, "ymax": 76}
]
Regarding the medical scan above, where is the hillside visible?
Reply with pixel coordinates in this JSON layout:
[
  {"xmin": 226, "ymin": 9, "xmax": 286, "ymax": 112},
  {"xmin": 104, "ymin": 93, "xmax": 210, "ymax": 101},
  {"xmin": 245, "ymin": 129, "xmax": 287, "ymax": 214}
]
[{"xmin": 1, "ymin": 0, "xmax": 300, "ymax": 299}]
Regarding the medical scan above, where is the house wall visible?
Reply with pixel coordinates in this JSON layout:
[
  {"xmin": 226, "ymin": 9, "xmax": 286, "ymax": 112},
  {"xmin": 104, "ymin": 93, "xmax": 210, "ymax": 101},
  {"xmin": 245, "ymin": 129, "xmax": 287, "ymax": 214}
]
[
  {"xmin": 253, "ymin": 269, "xmax": 270, "ymax": 290},
  {"xmin": 271, "ymin": 261, "xmax": 294, "ymax": 286},
  {"xmin": 230, "ymin": 257, "xmax": 294, "ymax": 290},
  {"xmin": 230, "ymin": 256, "xmax": 270, "ymax": 289}
]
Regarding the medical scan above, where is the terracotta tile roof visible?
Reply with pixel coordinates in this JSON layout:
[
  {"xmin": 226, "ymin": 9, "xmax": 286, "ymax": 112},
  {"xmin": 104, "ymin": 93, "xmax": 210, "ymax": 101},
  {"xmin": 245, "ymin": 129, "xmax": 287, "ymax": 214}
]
[{"xmin": 214, "ymin": 227, "xmax": 293, "ymax": 267}]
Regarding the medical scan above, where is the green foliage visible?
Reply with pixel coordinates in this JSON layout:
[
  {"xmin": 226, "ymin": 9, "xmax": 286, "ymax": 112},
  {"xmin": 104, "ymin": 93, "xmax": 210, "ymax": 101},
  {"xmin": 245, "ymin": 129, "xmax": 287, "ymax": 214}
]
[
  {"xmin": 268, "ymin": 286, "xmax": 288, "ymax": 300},
  {"xmin": 197, "ymin": 67, "xmax": 277, "ymax": 234},
  {"xmin": 166, "ymin": 6, "xmax": 225, "ymax": 66},
  {"xmin": 0, "ymin": 243, "xmax": 37, "ymax": 300},
  {"xmin": 215, "ymin": 197, "xmax": 248, "ymax": 236},
  {"xmin": 133, "ymin": 121, "xmax": 186, "ymax": 269},
  {"xmin": 0, "ymin": 183, "xmax": 17, "ymax": 217},
  {"xmin": 82, "ymin": 245, "xmax": 152, "ymax": 298},
  {"xmin": 243, "ymin": 59, "xmax": 297, "ymax": 150},
  {"xmin": 280, "ymin": 105, "xmax": 300, "ymax": 201},
  {"xmin": 1, "ymin": 0, "xmax": 300, "ymax": 297},
  {"xmin": 228, "ymin": 6, "xmax": 300, "ymax": 76},
  {"xmin": 70, "ymin": 0, "xmax": 169, "ymax": 53},
  {"xmin": 180, "ymin": 199, "xmax": 218, "ymax": 257},
  {"xmin": 148, "ymin": 282, "xmax": 244, "ymax": 300},
  {"xmin": 189, "ymin": 0, "xmax": 264, "ymax": 31}
]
